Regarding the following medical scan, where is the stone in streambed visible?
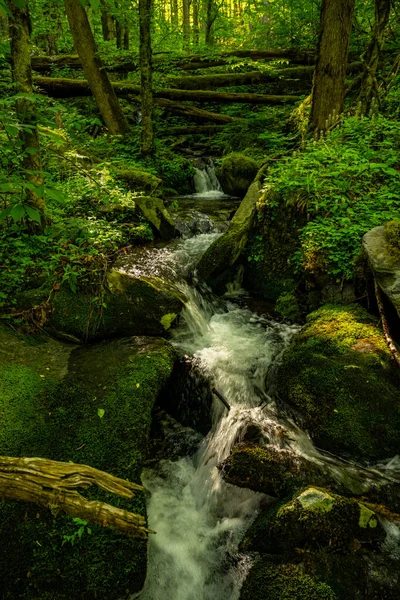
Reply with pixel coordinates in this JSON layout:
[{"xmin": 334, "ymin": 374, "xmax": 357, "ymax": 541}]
[{"xmin": 217, "ymin": 153, "xmax": 258, "ymax": 197}]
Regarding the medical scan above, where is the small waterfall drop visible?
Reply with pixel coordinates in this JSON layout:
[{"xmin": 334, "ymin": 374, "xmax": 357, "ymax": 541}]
[{"xmin": 193, "ymin": 158, "xmax": 224, "ymax": 198}]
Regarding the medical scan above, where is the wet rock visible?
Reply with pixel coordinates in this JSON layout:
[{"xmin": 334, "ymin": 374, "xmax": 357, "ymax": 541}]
[
  {"xmin": 274, "ymin": 304, "xmax": 400, "ymax": 461},
  {"xmin": 239, "ymin": 558, "xmax": 336, "ymax": 600},
  {"xmin": 0, "ymin": 329, "xmax": 177, "ymax": 599},
  {"xmin": 196, "ymin": 181, "xmax": 261, "ymax": 291},
  {"xmin": 20, "ymin": 270, "xmax": 186, "ymax": 343},
  {"xmin": 217, "ymin": 153, "xmax": 258, "ymax": 197},
  {"xmin": 219, "ymin": 442, "xmax": 338, "ymax": 498},
  {"xmin": 241, "ymin": 487, "xmax": 384, "ymax": 554},
  {"xmin": 363, "ymin": 225, "xmax": 400, "ymax": 319},
  {"xmin": 134, "ymin": 196, "xmax": 178, "ymax": 240}
]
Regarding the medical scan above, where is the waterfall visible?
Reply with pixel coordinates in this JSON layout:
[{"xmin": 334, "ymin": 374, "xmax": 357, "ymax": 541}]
[
  {"xmin": 120, "ymin": 232, "xmax": 400, "ymax": 600},
  {"xmin": 193, "ymin": 159, "xmax": 224, "ymax": 197}
]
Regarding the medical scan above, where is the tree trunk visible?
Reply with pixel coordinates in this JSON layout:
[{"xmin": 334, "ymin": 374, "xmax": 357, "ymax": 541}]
[
  {"xmin": 9, "ymin": 0, "xmax": 45, "ymax": 221},
  {"xmin": 357, "ymin": 0, "xmax": 391, "ymax": 115},
  {"xmin": 205, "ymin": 0, "xmax": 216, "ymax": 45},
  {"xmin": 192, "ymin": 0, "xmax": 199, "ymax": 44},
  {"xmin": 182, "ymin": 0, "xmax": 190, "ymax": 46},
  {"xmin": 0, "ymin": 456, "xmax": 151, "ymax": 538},
  {"xmin": 172, "ymin": 0, "xmax": 179, "ymax": 25},
  {"xmin": 64, "ymin": 0, "xmax": 128, "ymax": 135},
  {"xmin": 116, "ymin": 20, "xmax": 124, "ymax": 49},
  {"xmin": 309, "ymin": 0, "xmax": 355, "ymax": 134},
  {"xmin": 34, "ymin": 76, "xmax": 301, "ymax": 104},
  {"xmin": 101, "ymin": 1, "xmax": 115, "ymax": 41},
  {"xmin": 139, "ymin": 0, "xmax": 154, "ymax": 155},
  {"xmin": 124, "ymin": 25, "xmax": 130, "ymax": 50}
]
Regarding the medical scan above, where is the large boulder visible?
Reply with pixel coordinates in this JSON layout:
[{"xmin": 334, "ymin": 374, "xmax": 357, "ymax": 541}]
[
  {"xmin": 218, "ymin": 443, "xmax": 341, "ymax": 498},
  {"xmin": 240, "ymin": 559, "xmax": 336, "ymax": 600},
  {"xmin": 134, "ymin": 196, "xmax": 178, "ymax": 240},
  {"xmin": 242, "ymin": 487, "xmax": 383, "ymax": 555},
  {"xmin": 217, "ymin": 153, "xmax": 258, "ymax": 197},
  {"xmin": 0, "ymin": 327, "xmax": 177, "ymax": 600},
  {"xmin": 363, "ymin": 224, "xmax": 400, "ymax": 318},
  {"xmin": 19, "ymin": 270, "xmax": 186, "ymax": 343},
  {"xmin": 196, "ymin": 181, "xmax": 261, "ymax": 291},
  {"xmin": 274, "ymin": 304, "xmax": 400, "ymax": 460}
]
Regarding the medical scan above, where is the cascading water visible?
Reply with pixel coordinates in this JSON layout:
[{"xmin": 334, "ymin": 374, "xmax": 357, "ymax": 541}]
[
  {"xmin": 193, "ymin": 159, "xmax": 225, "ymax": 198},
  {"xmin": 120, "ymin": 212, "xmax": 400, "ymax": 600}
]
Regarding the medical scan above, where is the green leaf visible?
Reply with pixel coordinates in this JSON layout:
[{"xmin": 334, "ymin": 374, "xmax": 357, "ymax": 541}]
[
  {"xmin": 45, "ymin": 187, "xmax": 66, "ymax": 202},
  {"xmin": 97, "ymin": 408, "xmax": 105, "ymax": 419},
  {"xmin": 0, "ymin": 183, "xmax": 16, "ymax": 192},
  {"xmin": 0, "ymin": 206, "xmax": 12, "ymax": 221},
  {"xmin": 25, "ymin": 205, "xmax": 42, "ymax": 223},
  {"xmin": 10, "ymin": 204, "xmax": 26, "ymax": 222}
]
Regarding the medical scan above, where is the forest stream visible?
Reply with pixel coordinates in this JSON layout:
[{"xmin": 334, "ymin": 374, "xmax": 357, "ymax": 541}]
[{"xmin": 112, "ymin": 163, "xmax": 400, "ymax": 600}]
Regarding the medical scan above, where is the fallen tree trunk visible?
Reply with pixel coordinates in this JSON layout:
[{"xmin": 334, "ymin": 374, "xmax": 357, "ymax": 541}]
[
  {"xmin": 0, "ymin": 455, "xmax": 152, "ymax": 538},
  {"xmin": 31, "ymin": 49, "xmax": 317, "ymax": 74},
  {"xmin": 159, "ymin": 125, "xmax": 226, "ymax": 135},
  {"xmin": 34, "ymin": 76, "xmax": 301, "ymax": 105},
  {"xmin": 155, "ymin": 98, "xmax": 238, "ymax": 122}
]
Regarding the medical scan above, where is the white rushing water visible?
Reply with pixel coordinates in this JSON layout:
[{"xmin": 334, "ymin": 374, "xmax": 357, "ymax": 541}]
[
  {"xmin": 193, "ymin": 159, "xmax": 226, "ymax": 199},
  {"xmin": 136, "ymin": 234, "xmax": 298, "ymax": 600},
  {"xmin": 130, "ymin": 226, "xmax": 400, "ymax": 600}
]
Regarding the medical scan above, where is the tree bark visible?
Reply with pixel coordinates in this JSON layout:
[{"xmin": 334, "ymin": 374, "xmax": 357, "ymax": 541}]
[
  {"xmin": 64, "ymin": 0, "xmax": 128, "ymax": 135},
  {"xmin": 0, "ymin": 456, "xmax": 152, "ymax": 538},
  {"xmin": 116, "ymin": 20, "xmax": 124, "ymax": 48},
  {"xmin": 101, "ymin": 1, "xmax": 115, "ymax": 41},
  {"xmin": 205, "ymin": 0, "xmax": 216, "ymax": 45},
  {"xmin": 183, "ymin": 0, "xmax": 190, "ymax": 46},
  {"xmin": 192, "ymin": 0, "xmax": 199, "ymax": 44},
  {"xmin": 309, "ymin": 0, "xmax": 355, "ymax": 134},
  {"xmin": 34, "ymin": 76, "xmax": 301, "ymax": 104},
  {"xmin": 139, "ymin": 0, "xmax": 154, "ymax": 155},
  {"xmin": 9, "ymin": 0, "xmax": 45, "ymax": 221},
  {"xmin": 357, "ymin": 0, "xmax": 391, "ymax": 115}
]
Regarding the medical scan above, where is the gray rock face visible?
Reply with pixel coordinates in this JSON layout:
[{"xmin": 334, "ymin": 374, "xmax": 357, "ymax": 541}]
[{"xmin": 363, "ymin": 226, "xmax": 400, "ymax": 317}]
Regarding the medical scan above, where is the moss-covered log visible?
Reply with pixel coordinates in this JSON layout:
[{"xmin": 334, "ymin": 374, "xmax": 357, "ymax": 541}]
[
  {"xmin": 33, "ymin": 76, "xmax": 301, "ymax": 105},
  {"xmin": 159, "ymin": 124, "xmax": 226, "ymax": 135},
  {"xmin": 0, "ymin": 456, "xmax": 150, "ymax": 538}
]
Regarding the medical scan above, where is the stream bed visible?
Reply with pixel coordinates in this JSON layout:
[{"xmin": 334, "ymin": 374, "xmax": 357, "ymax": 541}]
[{"xmin": 120, "ymin": 171, "xmax": 400, "ymax": 600}]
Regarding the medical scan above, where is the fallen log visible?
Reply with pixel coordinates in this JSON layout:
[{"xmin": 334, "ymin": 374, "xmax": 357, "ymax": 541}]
[
  {"xmin": 31, "ymin": 49, "xmax": 317, "ymax": 74},
  {"xmin": 34, "ymin": 76, "xmax": 301, "ymax": 106},
  {"xmin": 155, "ymin": 98, "xmax": 238, "ymax": 123},
  {"xmin": 159, "ymin": 125, "xmax": 226, "ymax": 135},
  {"xmin": 0, "ymin": 455, "xmax": 153, "ymax": 538}
]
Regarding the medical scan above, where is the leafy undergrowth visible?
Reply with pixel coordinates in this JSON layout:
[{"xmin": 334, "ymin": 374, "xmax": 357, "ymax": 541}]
[{"xmin": 259, "ymin": 114, "xmax": 400, "ymax": 280}]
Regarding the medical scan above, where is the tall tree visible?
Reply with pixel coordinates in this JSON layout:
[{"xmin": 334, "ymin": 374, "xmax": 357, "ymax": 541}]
[
  {"xmin": 182, "ymin": 0, "xmax": 190, "ymax": 46},
  {"xmin": 192, "ymin": 0, "xmax": 199, "ymax": 44},
  {"xmin": 64, "ymin": 0, "xmax": 129, "ymax": 135},
  {"xmin": 139, "ymin": 0, "xmax": 154, "ymax": 155},
  {"xmin": 357, "ymin": 0, "xmax": 392, "ymax": 115},
  {"xmin": 309, "ymin": 0, "xmax": 355, "ymax": 134},
  {"xmin": 8, "ymin": 0, "xmax": 45, "ymax": 222},
  {"xmin": 100, "ymin": 0, "xmax": 115, "ymax": 41}
]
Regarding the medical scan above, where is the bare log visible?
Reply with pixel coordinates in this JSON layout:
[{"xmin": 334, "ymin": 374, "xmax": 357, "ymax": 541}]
[
  {"xmin": 0, "ymin": 455, "xmax": 153, "ymax": 538},
  {"xmin": 33, "ymin": 76, "xmax": 301, "ymax": 105}
]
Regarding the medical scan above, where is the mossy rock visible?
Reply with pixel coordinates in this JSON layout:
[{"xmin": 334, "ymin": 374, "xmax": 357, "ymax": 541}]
[
  {"xmin": 275, "ymin": 304, "xmax": 400, "ymax": 460},
  {"xmin": 242, "ymin": 487, "xmax": 383, "ymax": 555},
  {"xmin": 219, "ymin": 442, "xmax": 339, "ymax": 498},
  {"xmin": 134, "ymin": 196, "xmax": 178, "ymax": 240},
  {"xmin": 240, "ymin": 558, "xmax": 336, "ymax": 600},
  {"xmin": 243, "ymin": 190, "xmax": 304, "ymax": 302},
  {"xmin": 196, "ymin": 181, "xmax": 261, "ymax": 290},
  {"xmin": 217, "ymin": 153, "xmax": 258, "ymax": 197},
  {"xmin": 275, "ymin": 290, "xmax": 302, "ymax": 322},
  {"xmin": 116, "ymin": 167, "xmax": 162, "ymax": 194},
  {"xmin": 19, "ymin": 271, "xmax": 186, "ymax": 343},
  {"xmin": 0, "ymin": 328, "xmax": 176, "ymax": 599},
  {"xmin": 384, "ymin": 220, "xmax": 400, "ymax": 251}
]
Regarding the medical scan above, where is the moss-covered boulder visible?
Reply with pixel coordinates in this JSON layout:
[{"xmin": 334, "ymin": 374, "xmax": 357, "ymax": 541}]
[
  {"xmin": 20, "ymin": 270, "xmax": 186, "ymax": 343},
  {"xmin": 244, "ymin": 190, "xmax": 304, "ymax": 302},
  {"xmin": 217, "ymin": 153, "xmax": 258, "ymax": 197},
  {"xmin": 134, "ymin": 196, "xmax": 178, "ymax": 240},
  {"xmin": 219, "ymin": 443, "xmax": 339, "ymax": 498},
  {"xmin": 275, "ymin": 304, "xmax": 400, "ymax": 460},
  {"xmin": 242, "ymin": 487, "xmax": 383, "ymax": 555},
  {"xmin": 196, "ymin": 181, "xmax": 261, "ymax": 291},
  {"xmin": 116, "ymin": 167, "xmax": 162, "ymax": 194},
  {"xmin": 0, "ymin": 327, "xmax": 177, "ymax": 599},
  {"xmin": 240, "ymin": 558, "xmax": 336, "ymax": 600},
  {"xmin": 363, "ymin": 225, "xmax": 400, "ymax": 319}
]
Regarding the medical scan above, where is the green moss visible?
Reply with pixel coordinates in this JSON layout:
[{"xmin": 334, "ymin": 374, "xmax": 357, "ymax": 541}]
[
  {"xmin": 160, "ymin": 312, "xmax": 177, "ymax": 330},
  {"xmin": 240, "ymin": 558, "xmax": 336, "ymax": 600},
  {"xmin": 384, "ymin": 220, "xmax": 400, "ymax": 252},
  {"xmin": 275, "ymin": 291, "xmax": 302, "ymax": 322},
  {"xmin": 116, "ymin": 167, "xmax": 162, "ymax": 193},
  {"xmin": 217, "ymin": 153, "xmax": 259, "ymax": 196},
  {"xmin": 242, "ymin": 487, "xmax": 383, "ymax": 555},
  {"xmin": 0, "ymin": 331, "xmax": 176, "ymax": 599},
  {"xmin": 275, "ymin": 304, "xmax": 400, "ymax": 460}
]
